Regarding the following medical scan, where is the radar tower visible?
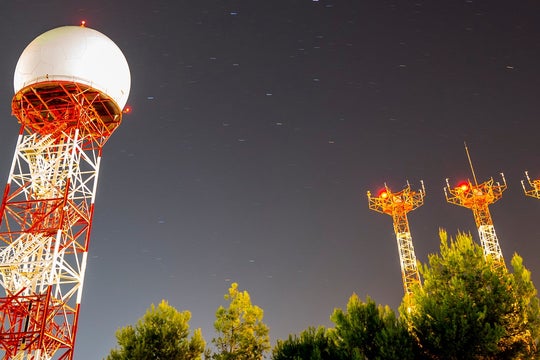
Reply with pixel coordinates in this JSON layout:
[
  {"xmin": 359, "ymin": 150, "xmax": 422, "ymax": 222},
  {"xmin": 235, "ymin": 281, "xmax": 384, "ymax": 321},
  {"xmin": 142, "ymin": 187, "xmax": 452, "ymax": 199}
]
[{"xmin": 0, "ymin": 25, "xmax": 130, "ymax": 359}]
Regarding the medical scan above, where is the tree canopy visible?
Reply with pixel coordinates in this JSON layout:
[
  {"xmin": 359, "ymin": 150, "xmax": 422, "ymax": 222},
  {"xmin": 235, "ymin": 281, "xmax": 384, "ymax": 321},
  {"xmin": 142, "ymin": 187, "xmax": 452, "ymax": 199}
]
[
  {"xmin": 331, "ymin": 294, "xmax": 416, "ymax": 360},
  {"xmin": 106, "ymin": 300, "xmax": 205, "ymax": 360},
  {"xmin": 272, "ymin": 326, "xmax": 339, "ymax": 360},
  {"xmin": 272, "ymin": 232, "xmax": 540, "ymax": 360},
  {"xmin": 272, "ymin": 294, "xmax": 415, "ymax": 360},
  {"xmin": 212, "ymin": 282, "xmax": 270, "ymax": 360},
  {"xmin": 402, "ymin": 231, "xmax": 540, "ymax": 360}
]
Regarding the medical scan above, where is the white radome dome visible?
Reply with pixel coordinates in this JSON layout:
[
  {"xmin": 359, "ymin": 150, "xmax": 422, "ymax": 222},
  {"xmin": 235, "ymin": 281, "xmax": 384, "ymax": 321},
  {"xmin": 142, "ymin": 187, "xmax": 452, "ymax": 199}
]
[{"xmin": 14, "ymin": 25, "xmax": 131, "ymax": 110}]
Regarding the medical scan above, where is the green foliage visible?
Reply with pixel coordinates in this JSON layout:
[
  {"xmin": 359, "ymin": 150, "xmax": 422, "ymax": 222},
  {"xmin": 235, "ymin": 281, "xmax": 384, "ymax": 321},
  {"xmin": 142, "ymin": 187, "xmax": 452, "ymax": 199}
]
[
  {"xmin": 331, "ymin": 294, "xmax": 416, "ymax": 360},
  {"xmin": 403, "ymin": 231, "xmax": 540, "ymax": 360},
  {"xmin": 272, "ymin": 326, "xmax": 339, "ymax": 360},
  {"xmin": 212, "ymin": 282, "xmax": 270, "ymax": 360},
  {"xmin": 106, "ymin": 300, "xmax": 205, "ymax": 360}
]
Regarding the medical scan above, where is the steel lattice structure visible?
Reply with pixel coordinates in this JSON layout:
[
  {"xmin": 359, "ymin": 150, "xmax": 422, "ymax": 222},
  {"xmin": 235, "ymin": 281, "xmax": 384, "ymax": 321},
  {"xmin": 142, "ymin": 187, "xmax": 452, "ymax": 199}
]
[
  {"xmin": 522, "ymin": 171, "xmax": 540, "ymax": 200},
  {"xmin": 0, "ymin": 81, "xmax": 124, "ymax": 359},
  {"xmin": 444, "ymin": 174, "xmax": 507, "ymax": 264},
  {"xmin": 367, "ymin": 181, "xmax": 425, "ymax": 296}
]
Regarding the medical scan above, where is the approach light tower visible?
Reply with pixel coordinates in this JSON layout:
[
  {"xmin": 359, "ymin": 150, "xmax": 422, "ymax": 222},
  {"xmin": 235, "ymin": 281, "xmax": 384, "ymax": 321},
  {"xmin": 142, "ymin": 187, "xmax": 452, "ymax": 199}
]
[
  {"xmin": 444, "ymin": 145, "xmax": 506, "ymax": 264},
  {"xmin": 522, "ymin": 171, "xmax": 540, "ymax": 200},
  {"xmin": 367, "ymin": 181, "xmax": 425, "ymax": 296},
  {"xmin": 0, "ymin": 25, "xmax": 130, "ymax": 359}
]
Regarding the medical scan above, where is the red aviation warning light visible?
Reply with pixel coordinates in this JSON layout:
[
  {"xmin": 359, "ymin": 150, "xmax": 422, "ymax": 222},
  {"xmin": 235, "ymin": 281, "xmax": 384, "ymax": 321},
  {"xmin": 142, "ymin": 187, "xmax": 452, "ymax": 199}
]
[
  {"xmin": 0, "ymin": 25, "xmax": 130, "ymax": 359},
  {"xmin": 458, "ymin": 182, "xmax": 469, "ymax": 192},
  {"xmin": 367, "ymin": 181, "xmax": 425, "ymax": 297},
  {"xmin": 522, "ymin": 171, "xmax": 540, "ymax": 200},
  {"xmin": 444, "ymin": 144, "xmax": 506, "ymax": 266}
]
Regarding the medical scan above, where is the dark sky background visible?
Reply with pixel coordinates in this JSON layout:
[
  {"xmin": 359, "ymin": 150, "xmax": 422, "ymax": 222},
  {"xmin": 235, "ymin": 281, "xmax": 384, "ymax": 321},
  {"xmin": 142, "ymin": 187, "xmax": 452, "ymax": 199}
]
[{"xmin": 1, "ymin": 1, "xmax": 540, "ymax": 359}]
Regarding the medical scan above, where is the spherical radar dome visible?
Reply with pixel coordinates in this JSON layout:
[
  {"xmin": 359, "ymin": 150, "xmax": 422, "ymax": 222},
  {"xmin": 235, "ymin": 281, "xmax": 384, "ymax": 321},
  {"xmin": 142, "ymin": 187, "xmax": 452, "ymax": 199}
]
[{"xmin": 14, "ymin": 25, "xmax": 131, "ymax": 110}]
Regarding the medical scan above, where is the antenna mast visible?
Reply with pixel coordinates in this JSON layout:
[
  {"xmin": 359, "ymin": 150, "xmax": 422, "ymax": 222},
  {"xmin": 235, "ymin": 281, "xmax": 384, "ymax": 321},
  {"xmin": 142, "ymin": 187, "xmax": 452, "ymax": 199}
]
[
  {"xmin": 465, "ymin": 142, "xmax": 478, "ymax": 185},
  {"xmin": 367, "ymin": 181, "xmax": 425, "ymax": 296},
  {"xmin": 444, "ymin": 145, "xmax": 507, "ymax": 266}
]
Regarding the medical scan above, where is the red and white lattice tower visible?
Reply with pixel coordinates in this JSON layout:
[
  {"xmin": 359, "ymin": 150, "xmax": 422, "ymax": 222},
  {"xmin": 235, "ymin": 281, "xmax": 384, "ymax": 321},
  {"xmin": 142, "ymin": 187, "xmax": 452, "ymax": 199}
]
[
  {"xmin": 367, "ymin": 181, "xmax": 425, "ymax": 297},
  {"xmin": 0, "ymin": 25, "xmax": 130, "ymax": 359}
]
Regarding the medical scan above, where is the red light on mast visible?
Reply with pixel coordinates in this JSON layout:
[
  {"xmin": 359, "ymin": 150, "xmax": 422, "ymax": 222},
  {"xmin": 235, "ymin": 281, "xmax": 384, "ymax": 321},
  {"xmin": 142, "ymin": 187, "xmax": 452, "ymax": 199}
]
[
  {"xmin": 458, "ymin": 182, "xmax": 469, "ymax": 192},
  {"xmin": 379, "ymin": 189, "xmax": 389, "ymax": 199}
]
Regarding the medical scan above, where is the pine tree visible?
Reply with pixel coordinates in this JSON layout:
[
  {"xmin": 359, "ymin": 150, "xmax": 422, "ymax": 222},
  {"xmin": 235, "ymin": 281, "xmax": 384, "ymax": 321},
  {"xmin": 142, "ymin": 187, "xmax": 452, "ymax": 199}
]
[
  {"xmin": 106, "ymin": 300, "xmax": 205, "ymax": 360},
  {"xmin": 212, "ymin": 282, "xmax": 270, "ymax": 360},
  {"xmin": 331, "ymin": 294, "xmax": 416, "ymax": 360},
  {"xmin": 272, "ymin": 326, "xmax": 339, "ymax": 360},
  {"xmin": 403, "ymin": 231, "xmax": 540, "ymax": 359}
]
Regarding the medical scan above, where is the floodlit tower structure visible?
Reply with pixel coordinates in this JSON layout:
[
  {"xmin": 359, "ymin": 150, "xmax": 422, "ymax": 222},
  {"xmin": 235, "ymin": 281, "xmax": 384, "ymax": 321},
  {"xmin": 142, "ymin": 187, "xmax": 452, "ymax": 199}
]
[
  {"xmin": 0, "ymin": 25, "xmax": 130, "ymax": 359},
  {"xmin": 522, "ymin": 171, "xmax": 540, "ymax": 200},
  {"xmin": 444, "ymin": 145, "xmax": 506, "ymax": 264},
  {"xmin": 367, "ymin": 181, "xmax": 425, "ymax": 296}
]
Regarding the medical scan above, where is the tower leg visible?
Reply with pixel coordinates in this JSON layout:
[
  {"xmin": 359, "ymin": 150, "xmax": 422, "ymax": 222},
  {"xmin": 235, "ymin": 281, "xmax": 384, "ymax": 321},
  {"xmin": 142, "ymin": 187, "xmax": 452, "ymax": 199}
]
[
  {"xmin": 0, "ymin": 128, "xmax": 100, "ymax": 359},
  {"xmin": 395, "ymin": 232, "xmax": 420, "ymax": 296},
  {"xmin": 478, "ymin": 224, "xmax": 504, "ymax": 265}
]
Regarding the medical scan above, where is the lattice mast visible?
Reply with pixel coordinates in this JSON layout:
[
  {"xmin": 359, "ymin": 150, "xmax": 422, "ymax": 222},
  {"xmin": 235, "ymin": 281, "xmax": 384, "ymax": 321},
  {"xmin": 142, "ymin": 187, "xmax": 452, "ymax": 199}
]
[
  {"xmin": 0, "ymin": 25, "xmax": 130, "ymax": 360},
  {"xmin": 444, "ymin": 144, "xmax": 506, "ymax": 264},
  {"xmin": 367, "ymin": 181, "xmax": 425, "ymax": 296},
  {"xmin": 522, "ymin": 171, "xmax": 540, "ymax": 200}
]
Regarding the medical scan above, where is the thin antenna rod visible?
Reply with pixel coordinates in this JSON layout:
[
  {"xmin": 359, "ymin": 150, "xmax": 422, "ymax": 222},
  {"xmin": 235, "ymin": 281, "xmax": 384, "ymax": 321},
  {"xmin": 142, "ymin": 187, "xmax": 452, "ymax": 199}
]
[{"xmin": 464, "ymin": 142, "xmax": 478, "ymax": 185}]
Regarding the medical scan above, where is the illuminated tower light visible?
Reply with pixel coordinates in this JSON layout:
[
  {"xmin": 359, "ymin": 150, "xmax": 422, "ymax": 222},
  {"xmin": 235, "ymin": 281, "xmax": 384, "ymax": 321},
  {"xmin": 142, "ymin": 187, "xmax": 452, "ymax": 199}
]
[
  {"xmin": 444, "ymin": 145, "xmax": 506, "ymax": 265},
  {"xmin": 367, "ymin": 181, "xmax": 425, "ymax": 296},
  {"xmin": 522, "ymin": 171, "xmax": 540, "ymax": 199},
  {"xmin": 0, "ymin": 25, "xmax": 130, "ymax": 359}
]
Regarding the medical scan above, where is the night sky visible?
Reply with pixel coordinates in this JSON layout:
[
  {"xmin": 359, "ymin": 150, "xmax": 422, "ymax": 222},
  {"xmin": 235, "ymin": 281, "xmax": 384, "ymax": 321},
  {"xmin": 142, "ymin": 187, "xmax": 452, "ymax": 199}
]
[{"xmin": 1, "ymin": 1, "xmax": 540, "ymax": 359}]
